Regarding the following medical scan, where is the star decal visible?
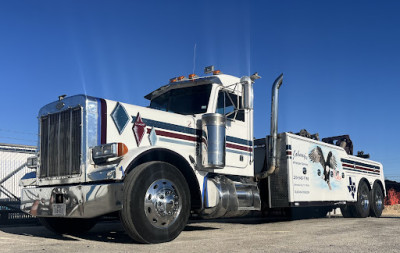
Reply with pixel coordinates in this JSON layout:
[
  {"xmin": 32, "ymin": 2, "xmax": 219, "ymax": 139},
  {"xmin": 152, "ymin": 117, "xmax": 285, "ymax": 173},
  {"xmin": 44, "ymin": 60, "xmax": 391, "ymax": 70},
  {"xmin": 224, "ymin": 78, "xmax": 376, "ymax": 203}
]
[{"xmin": 347, "ymin": 177, "xmax": 356, "ymax": 199}]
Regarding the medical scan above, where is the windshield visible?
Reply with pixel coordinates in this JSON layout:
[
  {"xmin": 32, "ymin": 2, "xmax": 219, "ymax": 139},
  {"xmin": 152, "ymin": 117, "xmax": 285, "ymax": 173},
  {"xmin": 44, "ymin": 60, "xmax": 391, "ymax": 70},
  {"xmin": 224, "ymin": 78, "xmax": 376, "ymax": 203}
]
[{"xmin": 149, "ymin": 84, "xmax": 212, "ymax": 115}]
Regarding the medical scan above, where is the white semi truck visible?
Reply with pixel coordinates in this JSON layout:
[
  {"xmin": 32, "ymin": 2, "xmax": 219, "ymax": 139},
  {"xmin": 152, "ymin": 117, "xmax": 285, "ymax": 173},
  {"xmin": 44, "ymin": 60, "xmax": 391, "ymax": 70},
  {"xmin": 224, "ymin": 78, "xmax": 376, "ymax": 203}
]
[{"xmin": 21, "ymin": 67, "xmax": 385, "ymax": 243}]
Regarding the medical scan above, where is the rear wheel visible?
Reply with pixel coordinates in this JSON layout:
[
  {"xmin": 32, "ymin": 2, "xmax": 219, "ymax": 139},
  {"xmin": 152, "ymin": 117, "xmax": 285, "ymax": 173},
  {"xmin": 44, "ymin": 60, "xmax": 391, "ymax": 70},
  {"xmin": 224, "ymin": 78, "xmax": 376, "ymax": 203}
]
[
  {"xmin": 38, "ymin": 217, "xmax": 97, "ymax": 234},
  {"xmin": 340, "ymin": 204, "xmax": 355, "ymax": 218},
  {"xmin": 120, "ymin": 162, "xmax": 190, "ymax": 244},
  {"xmin": 370, "ymin": 182, "xmax": 384, "ymax": 217},
  {"xmin": 353, "ymin": 180, "xmax": 371, "ymax": 218}
]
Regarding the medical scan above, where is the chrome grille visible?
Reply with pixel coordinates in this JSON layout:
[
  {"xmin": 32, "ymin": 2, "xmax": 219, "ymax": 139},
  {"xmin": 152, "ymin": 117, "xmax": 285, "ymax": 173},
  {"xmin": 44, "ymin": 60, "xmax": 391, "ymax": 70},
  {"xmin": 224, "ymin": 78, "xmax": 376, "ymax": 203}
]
[{"xmin": 40, "ymin": 107, "xmax": 82, "ymax": 178}]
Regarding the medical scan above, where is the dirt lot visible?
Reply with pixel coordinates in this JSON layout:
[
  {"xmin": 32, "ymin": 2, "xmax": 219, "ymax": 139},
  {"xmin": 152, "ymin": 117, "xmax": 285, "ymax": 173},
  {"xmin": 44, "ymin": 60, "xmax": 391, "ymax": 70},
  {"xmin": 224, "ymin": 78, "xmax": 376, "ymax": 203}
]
[
  {"xmin": 382, "ymin": 204, "xmax": 400, "ymax": 216},
  {"xmin": 0, "ymin": 214, "xmax": 399, "ymax": 253}
]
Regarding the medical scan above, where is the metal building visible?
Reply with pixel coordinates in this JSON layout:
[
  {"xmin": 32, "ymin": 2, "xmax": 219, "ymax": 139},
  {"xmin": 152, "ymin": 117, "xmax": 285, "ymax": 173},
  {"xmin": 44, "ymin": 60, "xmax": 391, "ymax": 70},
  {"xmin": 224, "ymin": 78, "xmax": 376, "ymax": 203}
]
[{"xmin": 0, "ymin": 143, "xmax": 36, "ymax": 200}]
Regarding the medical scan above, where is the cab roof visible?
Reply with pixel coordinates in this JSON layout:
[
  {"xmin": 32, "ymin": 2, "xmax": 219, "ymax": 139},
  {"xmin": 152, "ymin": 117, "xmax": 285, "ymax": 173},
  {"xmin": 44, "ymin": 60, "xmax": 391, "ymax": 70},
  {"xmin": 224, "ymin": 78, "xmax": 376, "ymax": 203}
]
[{"xmin": 144, "ymin": 74, "xmax": 241, "ymax": 101}]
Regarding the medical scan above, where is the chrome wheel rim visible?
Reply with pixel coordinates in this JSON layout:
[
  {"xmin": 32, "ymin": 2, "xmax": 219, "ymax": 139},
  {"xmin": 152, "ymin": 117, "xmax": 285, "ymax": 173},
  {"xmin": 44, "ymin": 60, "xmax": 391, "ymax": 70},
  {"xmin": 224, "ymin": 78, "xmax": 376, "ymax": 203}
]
[
  {"xmin": 144, "ymin": 179, "xmax": 181, "ymax": 229},
  {"xmin": 375, "ymin": 190, "xmax": 383, "ymax": 210},
  {"xmin": 360, "ymin": 189, "xmax": 369, "ymax": 211}
]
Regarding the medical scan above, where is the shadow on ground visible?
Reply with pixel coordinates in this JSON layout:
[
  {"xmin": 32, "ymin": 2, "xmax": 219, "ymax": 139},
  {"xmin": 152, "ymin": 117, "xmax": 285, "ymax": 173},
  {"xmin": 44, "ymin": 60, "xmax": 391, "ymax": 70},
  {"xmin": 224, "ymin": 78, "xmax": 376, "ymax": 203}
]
[{"xmin": 0, "ymin": 220, "xmax": 220, "ymax": 244}]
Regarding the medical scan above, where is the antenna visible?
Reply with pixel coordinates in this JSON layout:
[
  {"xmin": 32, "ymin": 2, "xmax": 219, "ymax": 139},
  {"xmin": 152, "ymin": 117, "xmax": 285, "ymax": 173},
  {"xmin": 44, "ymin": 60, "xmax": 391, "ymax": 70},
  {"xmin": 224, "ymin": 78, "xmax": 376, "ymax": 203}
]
[{"xmin": 192, "ymin": 43, "xmax": 197, "ymax": 74}]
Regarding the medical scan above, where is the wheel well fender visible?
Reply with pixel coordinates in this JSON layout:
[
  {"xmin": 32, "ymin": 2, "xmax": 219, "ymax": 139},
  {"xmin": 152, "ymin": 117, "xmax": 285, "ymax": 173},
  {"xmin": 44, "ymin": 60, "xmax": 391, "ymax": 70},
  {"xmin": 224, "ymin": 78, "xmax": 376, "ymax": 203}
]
[
  {"xmin": 125, "ymin": 148, "xmax": 202, "ymax": 210},
  {"xmin": 373, "ymin": 179, "xmax": 386, "ymax": 196},
  {"xmin": 359, "ymin": 177, "xmax": 372, "ymax": 191}
]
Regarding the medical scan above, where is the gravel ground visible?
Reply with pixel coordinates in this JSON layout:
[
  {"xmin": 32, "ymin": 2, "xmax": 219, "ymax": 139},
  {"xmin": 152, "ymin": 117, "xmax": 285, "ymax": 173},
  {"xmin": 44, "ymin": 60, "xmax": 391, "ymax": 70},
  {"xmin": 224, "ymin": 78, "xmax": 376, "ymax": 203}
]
[{"xmin": 0, "ymin": 215, "xmax": 399, "ymax": 253}]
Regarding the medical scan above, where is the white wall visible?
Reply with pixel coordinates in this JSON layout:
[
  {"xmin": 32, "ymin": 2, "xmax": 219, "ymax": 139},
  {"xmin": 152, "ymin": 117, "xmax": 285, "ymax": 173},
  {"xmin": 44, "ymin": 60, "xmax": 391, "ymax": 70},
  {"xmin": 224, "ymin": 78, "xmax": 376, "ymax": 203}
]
[{"xmin": 0, "ymin": 143, "xmax": 36, "ymax": 199}]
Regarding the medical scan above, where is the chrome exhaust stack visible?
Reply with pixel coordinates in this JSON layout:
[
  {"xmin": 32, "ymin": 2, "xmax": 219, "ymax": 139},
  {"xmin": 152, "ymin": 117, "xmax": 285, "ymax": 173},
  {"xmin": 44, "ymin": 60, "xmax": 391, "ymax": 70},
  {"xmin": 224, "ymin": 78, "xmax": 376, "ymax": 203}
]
[{"xmin": 257, "ymin": 73, "xmax": 283, "ymax": 180}]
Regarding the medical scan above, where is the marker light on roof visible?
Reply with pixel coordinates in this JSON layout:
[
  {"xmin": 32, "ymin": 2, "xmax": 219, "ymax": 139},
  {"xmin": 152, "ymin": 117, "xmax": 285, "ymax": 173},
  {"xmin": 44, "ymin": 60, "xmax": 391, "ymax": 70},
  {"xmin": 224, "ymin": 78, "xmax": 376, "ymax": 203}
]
[
  {"xmin": 213, "ymin": 70, "xmax": 221, "ymax": 75},
  {"xmin": 169, "ymin": 77, "xmax": 178, "ymax": 83},
  {"xmin": 177, "ymin": 76, "xmax": 185, "ymax": 81},
  {"xmin": 189, "ymin": 74, "xmax": 198, "ymax": 79}
]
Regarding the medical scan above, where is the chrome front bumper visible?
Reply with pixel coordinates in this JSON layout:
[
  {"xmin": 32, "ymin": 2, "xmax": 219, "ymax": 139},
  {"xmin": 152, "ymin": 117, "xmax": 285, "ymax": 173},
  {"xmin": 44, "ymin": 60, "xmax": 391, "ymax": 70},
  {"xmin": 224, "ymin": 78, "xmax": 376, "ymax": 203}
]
[{"xmin": 21, "ymin": 182, "xmax": 123, "ymax": 218}]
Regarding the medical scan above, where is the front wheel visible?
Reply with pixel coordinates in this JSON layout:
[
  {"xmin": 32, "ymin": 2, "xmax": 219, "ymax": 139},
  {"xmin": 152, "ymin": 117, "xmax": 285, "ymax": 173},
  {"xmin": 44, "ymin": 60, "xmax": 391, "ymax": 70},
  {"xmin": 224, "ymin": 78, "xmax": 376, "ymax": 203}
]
[{"xmin": 120, "ymin": 162, "xmax": 190, "ymax": 244}]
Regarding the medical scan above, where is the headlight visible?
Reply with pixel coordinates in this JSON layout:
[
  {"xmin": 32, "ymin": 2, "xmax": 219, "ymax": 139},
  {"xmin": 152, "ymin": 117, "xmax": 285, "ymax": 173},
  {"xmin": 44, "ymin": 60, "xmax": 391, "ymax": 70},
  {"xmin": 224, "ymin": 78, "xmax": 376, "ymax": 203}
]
[
  {"xmin": 27, "ymin": 156, "xmax": 38, "ymax": 169},
  {"xmin": 92, "ymin": 143, "xmax": 128, "ymax": 163}
]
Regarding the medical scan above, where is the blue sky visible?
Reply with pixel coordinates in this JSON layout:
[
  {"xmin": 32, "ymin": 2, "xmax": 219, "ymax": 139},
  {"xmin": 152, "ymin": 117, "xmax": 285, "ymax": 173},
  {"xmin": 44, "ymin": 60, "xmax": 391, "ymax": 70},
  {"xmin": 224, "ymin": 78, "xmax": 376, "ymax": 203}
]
[{"xmin": 0, "ymin": 1, "xmax": 399, "ymax": 180}]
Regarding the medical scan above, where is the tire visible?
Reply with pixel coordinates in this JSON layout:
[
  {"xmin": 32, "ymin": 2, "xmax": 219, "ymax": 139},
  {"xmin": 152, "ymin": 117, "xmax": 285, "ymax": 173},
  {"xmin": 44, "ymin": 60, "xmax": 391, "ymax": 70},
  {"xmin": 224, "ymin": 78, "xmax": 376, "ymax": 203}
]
[
  {"xmin": 340, "ymin": 204, "xmax": 355, "ymax": 218},
  {"xmin": 370, "ymin": 182, "xmax": 384, "ymax": 218},
  {"xmin": 120, "ymin": 162, "xmax": 190, "ymax": 244},
  {"xmin": 38, "ymin": 217, "xmax": 97, "ymax": 234},
  {"xmin": 353, "ymin": 180, "xmax": 371, "ymax": 218}
]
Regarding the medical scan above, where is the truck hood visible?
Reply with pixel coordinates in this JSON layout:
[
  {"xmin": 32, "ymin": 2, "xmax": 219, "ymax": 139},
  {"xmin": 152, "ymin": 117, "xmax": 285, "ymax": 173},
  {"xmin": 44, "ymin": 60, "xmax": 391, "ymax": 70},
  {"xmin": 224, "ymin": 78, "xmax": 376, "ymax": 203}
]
[{"xmin": 100, "ymin": 96, "xmax": 198, "ymax": 153}]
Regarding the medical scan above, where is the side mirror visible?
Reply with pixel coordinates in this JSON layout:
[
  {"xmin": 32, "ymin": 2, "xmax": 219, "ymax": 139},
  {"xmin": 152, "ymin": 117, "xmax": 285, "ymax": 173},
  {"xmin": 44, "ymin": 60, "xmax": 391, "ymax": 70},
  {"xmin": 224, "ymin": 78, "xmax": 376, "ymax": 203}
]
[{"xmin": 240, "ymin": 76, "xmax": 253, "ymax": 110}]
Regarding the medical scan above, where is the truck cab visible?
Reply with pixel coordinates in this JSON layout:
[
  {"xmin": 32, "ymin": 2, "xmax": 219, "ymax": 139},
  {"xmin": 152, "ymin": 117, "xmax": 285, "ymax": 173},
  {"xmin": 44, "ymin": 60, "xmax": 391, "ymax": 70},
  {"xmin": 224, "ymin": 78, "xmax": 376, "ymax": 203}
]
[{"xmin": 146, "ymin": 72, "xmax": 254, "ymax": 176}]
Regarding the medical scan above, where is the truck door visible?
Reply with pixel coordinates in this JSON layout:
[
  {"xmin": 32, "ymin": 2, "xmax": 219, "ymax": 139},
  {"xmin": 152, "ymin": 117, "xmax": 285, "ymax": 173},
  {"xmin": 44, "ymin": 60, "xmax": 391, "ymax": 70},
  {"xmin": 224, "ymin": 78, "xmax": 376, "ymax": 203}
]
[{"xmin": 216, "ymin": 90, "xmax": 251, "ymax": 170}]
